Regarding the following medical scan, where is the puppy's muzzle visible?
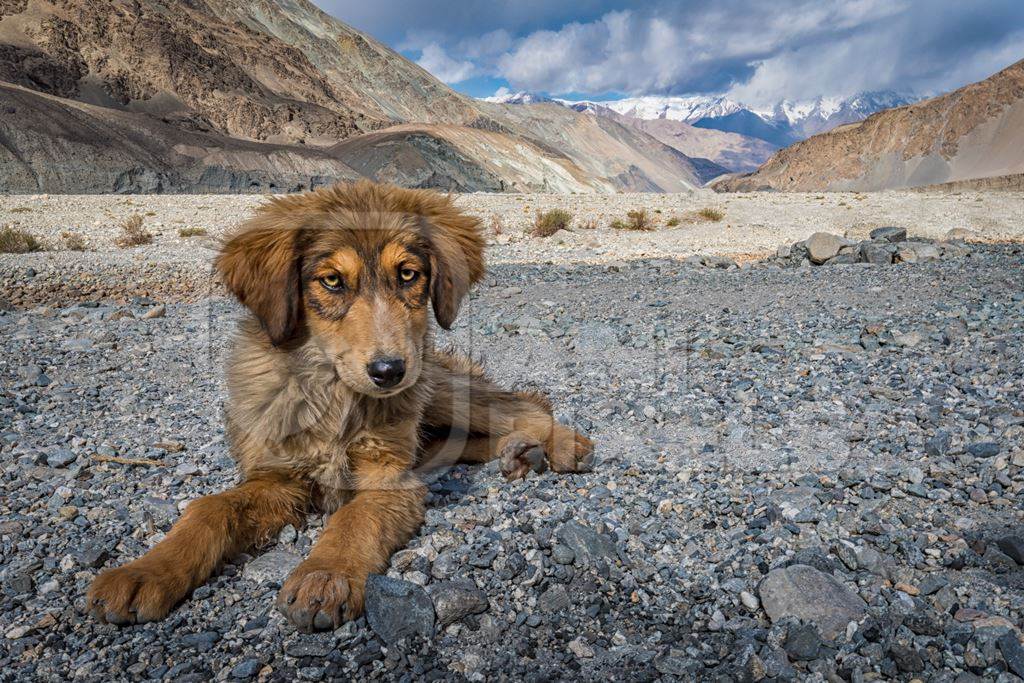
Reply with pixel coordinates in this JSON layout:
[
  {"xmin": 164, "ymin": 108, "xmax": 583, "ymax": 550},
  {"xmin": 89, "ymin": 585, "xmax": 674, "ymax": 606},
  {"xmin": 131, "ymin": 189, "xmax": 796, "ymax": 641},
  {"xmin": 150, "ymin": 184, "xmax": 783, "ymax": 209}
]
[{"xmin": 366, "ymin": 357, "xmax": 406, "ymax": 389}]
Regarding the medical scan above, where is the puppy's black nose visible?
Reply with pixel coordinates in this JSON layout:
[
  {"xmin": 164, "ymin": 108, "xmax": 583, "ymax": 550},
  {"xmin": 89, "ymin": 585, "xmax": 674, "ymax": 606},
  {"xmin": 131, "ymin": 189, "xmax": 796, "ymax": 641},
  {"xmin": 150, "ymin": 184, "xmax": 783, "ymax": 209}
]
[{"xmin": 366, "ymin": 358, "xmax": 405, "ymax": 388}]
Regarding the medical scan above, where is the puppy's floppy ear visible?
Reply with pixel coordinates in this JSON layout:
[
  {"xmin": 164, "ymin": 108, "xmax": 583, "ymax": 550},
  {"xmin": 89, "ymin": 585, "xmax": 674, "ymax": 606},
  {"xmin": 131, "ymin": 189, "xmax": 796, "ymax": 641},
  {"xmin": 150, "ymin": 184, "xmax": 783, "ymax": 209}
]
[
  {"xmin": 420, "ymin": 206, "xmax": 485, "ymax": 330},
  {"xmin": 216, "ymin": 214, "xmax": 304, "ymax": 346}
]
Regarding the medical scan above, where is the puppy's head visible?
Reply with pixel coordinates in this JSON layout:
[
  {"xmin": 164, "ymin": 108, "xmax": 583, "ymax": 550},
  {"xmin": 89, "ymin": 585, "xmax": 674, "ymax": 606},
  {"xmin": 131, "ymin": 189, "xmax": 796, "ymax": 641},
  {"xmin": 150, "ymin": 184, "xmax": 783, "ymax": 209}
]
[{"xmin": 216, "ymin": 181, "xmax": 484, "ymax": 396}]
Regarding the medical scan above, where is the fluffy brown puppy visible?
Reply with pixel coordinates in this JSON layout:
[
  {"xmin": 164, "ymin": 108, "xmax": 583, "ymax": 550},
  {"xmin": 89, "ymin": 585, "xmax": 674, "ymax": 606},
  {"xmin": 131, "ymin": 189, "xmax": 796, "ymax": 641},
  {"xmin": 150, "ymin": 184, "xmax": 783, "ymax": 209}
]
[{"xmin": 86, "ymin": 181, "xmax": 593, "ymax": 631}]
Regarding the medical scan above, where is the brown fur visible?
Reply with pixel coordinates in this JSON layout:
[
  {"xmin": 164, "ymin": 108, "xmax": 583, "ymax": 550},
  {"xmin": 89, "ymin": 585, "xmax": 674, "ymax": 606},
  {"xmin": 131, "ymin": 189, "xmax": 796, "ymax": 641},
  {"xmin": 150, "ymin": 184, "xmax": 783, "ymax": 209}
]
[{"xmin": 86, "ymin": 181, "xmax": 594, "ymax": 631}]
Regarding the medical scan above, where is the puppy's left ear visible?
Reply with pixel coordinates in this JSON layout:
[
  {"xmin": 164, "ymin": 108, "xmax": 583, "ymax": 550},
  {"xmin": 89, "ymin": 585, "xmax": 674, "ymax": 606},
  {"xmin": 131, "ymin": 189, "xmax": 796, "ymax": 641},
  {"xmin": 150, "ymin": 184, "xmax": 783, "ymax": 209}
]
[
  {"xmin": 216, "ymin": 213, "xmax": 304, "ymax": 346},
  {"xmin": 422, "ymin": 205, "xmax": 485, "ymax": 330}
]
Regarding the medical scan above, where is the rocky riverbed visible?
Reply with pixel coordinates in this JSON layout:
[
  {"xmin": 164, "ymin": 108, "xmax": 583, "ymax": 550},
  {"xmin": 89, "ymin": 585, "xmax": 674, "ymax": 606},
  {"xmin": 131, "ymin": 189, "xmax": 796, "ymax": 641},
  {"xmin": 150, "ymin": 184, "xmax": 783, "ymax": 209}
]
[{"xmin": 2, "ymin": 192, "xmax": 1024, "ymax": 681}]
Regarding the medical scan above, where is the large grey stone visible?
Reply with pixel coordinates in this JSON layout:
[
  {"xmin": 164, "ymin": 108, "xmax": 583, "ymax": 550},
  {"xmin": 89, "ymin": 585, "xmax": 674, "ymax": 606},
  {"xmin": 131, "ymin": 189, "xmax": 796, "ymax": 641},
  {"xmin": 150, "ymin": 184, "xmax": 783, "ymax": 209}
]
[
  {"xmin": 428, "ymin": 580, "xmax": 489, "ymax": 626},
  {"xmin": 860, "ymin": 243, "xmax": 893, "ymax": 265},
  {"xmin": 759, "ymin": 564, "xmax": 866, "ymax": 640},
  {"xmin": 556, "ymin": 521, "xmax": 617, "ymax": 565},
  {"xmin": 241, "ymin": 550, "xmax": 301, "ymax": 586},
  {"xmin": 806, "ymin": 232, "xmax": 850, "ymax": 264},
  {"xmin": 869, "ymin": 226, "xmax": 907, "ymax": 242},
  {"xmin": 364, "ymin": 575, "xmax": 435, "ymax": 644}
]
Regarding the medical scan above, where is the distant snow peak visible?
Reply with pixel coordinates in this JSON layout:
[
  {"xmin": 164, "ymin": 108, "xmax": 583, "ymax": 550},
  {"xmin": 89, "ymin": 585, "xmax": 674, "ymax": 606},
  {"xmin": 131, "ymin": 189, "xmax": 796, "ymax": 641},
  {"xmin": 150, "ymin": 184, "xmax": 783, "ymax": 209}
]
[
  {"xmin": 606, "ymin": 95, "xmax": 745, "ymax": 122},
  {"xmin": 482, "ymin": 88, "xmax": 551, "ymax": 104}
]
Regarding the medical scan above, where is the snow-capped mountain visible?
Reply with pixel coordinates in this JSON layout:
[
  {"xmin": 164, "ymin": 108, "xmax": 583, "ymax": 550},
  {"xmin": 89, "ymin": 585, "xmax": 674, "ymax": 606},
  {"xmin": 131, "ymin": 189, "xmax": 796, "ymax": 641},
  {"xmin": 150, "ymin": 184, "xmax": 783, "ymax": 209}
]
[
  {"xmin": 586, "ymin": 95, "xmax": 746, "ymax": 123},
  {"xmin": 556, "ymin": 91, "xmax": 918, "ymax": 147},
  {"xmin": 482, "ymin": 89, "xmax": 553, "ymax": 104}
]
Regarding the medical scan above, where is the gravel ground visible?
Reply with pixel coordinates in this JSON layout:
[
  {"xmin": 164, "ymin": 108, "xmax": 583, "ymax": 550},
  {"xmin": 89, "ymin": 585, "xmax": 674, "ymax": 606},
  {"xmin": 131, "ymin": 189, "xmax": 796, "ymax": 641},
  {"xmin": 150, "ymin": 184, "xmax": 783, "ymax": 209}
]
[{"xmin": 2, "ymin": 193, "xmax": 1024, "ymax": 681}]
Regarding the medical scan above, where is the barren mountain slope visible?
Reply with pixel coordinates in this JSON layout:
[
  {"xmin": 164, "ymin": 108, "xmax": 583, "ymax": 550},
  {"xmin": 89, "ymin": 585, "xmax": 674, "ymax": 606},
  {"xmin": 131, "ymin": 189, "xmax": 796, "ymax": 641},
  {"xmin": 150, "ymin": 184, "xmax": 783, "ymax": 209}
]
[
  {"xmin": 564, "ymin": 100, "xmax": 775, "ymax": 174},
  {"xmin": 0, "ymin": 82, "xmax": 359, "ymax": 193},
  {"xmin": 717, "ymin": 60, "xmax": 1024, "ymax": 192},
  {"xmin": 480, "ymin": 102, "xmax": 707, "ymax": 190},
  {"xmin": 201, "ymin": 0, "xmax": 485, "ymax": 129},
  {"xmin": 0, "ymin": 0, "xmax": 711, "ymax": 193},
  {"xmin": 329, "ymin": 124, "xmax": 599, "ymax": 193}
]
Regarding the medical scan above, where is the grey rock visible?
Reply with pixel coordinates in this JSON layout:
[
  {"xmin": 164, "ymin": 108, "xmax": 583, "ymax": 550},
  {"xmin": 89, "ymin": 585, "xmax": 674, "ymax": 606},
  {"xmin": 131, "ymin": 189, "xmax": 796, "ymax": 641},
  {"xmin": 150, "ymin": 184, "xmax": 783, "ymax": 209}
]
[
  {"xmin": 241, "ymin": 550, "xmax": 301, "ymax": 586},
  {"xmin": 785, "ymin": 623, "xmax": 823, "ymax": 661},
  {"xmin": 806, "ymin": 232, "xmax": 850, "ymax": 264},
  {"xmin": 759, "ymin": 564, "xmax": 867, "ymax": 640},
  {"xmin": 363, "ymin": 575, "xmax": 435, "ymax": 644},
  {"xmin": 551, "ymin": 544, "xmax": 575, "ymax": 565},
  {"xmin": 870, "ymin": 226, "xmax": 907, "ymax": 242},
  {"xmin": 967, "ymin": 442, "xmax": 1000, "ymax": 458},
  {"xmin": 428, "ymin": 580, "xmax": 488, "ymax": 626},
  {"xmin": 998, "ymin": 632, "xmax": 1024, "ymax": 678},
  {"xmin": 996, "ymin": 537, "xmax": 1024, "ymax": 565},
  {"xmin": 556, "ymin": 521, "xmax": 616, "ymax": 564},
  {"xmin": 539, "ymin": 584, "xmax": 571, "ymax": 613},
  {"xmin": 46, "ymin": 448, "xmax": 76, "ymax": 468},
  {"xmin": 230, "ymin": 659, "xmax": 263, "ymax": 679},
  {"xmin": 860, "ymin": 243, "xmax": 893, "ymax": 265},
  {"xmin": 926, "ymin": 431, "xmax": 951, "ymax": 457},
  {"xmin": 890, "ymin": 644, "xmax": 925, "ymax": 673}
]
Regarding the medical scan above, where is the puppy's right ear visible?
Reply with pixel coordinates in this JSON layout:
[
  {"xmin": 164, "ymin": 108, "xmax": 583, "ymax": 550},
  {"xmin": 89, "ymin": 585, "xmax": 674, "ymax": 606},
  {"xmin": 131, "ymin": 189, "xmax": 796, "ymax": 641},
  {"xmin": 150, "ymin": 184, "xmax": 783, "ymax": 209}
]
[{"xmin": 216, "ymin": 216, "xmax": 303, "ymax": 346}]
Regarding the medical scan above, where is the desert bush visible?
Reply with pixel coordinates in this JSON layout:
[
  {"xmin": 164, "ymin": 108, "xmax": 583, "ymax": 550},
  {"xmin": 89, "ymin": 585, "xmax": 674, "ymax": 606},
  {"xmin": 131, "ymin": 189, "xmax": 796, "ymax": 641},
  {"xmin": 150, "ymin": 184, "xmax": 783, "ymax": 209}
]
[
  {"xmin": 532, "ymin": 209, "xmax": 572, "ymax": 237},
  {"xmin": 665, "ymin": 217, "xmax": 681, "ymax": 227},
  {"xmin": 8, "ymin": 206, "xmax": 32, "ymax": 214},
  {"xmin": 0, "ymin": 226, "xmax": 43, "ymax": 253},
  {"xmin": 696, "ymin": 207, "xmax": 725, "ymax": 222},
  {"xmin": 61, "ymin": 231, "xmax": 87, "ymax": 251},
  {"xmin": 488, "ymin": 215, "xmax": 504, "ymax": 235},
  {"xmin": 612, "ymin": 209, "xmax": 653, "ymax": 231},
  {"xmin": 115, "ymin": 214, "xmax": 153, "ymax": 248},
  {"xmin": 178, "ymin": 226, "xmax": 208, "ymax": 237}
]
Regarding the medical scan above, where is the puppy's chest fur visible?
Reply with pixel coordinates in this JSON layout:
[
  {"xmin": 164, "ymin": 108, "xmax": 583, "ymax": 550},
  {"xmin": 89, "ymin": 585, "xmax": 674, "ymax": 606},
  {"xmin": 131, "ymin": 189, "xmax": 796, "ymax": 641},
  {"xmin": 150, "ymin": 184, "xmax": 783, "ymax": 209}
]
[{"xmin": 224, "ymin": 320, "xmax": 429, "ymax": 510}]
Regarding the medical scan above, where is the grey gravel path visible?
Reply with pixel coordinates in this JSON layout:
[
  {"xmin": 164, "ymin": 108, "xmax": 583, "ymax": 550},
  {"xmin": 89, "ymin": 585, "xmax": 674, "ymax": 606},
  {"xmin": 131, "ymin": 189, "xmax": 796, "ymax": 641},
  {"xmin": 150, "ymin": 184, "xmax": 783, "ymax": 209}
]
[{"xmin": 2, "ymin": 239, "xmax": 1024, "ymax": 681}]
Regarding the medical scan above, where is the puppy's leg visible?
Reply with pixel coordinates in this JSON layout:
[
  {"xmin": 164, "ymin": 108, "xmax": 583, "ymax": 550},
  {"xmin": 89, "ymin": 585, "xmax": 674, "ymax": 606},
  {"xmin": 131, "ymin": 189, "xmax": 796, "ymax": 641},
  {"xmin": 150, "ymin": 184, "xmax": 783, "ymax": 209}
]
[
  {"xmin": 88, "ymin": 472, "xmax": 308, "ymax": 624},
  {"xmin": 422, "ymin": 350, "xmax": 594, "ymax": 479},
  {"xmin": 277, "ymin": 453, "xmax": 426, "ymax": 631}
]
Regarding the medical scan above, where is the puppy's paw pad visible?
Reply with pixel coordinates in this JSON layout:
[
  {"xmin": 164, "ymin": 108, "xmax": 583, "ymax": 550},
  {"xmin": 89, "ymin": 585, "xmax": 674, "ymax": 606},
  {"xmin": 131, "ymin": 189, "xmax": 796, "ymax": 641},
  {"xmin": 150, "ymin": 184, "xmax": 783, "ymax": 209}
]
[
  {"xmin": 277, "ymin": 565, "xmax": 363, "ymax": 632},
  {"xmin": 499, "ymin": 437, "xmax": 548, "ymax": 481},
  {"xmin": 87, "ymin": 563, "xmax": 183, "ymax": 625}
]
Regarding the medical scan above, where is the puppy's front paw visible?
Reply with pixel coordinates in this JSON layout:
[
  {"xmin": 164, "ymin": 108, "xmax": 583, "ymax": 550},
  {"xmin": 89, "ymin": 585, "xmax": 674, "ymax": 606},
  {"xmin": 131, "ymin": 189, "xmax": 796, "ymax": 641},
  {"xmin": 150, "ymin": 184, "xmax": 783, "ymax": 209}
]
[
  {"xmin": 277, "ymin": 562, "xmax": 364, "ymax": 631},
  {"xmin": 547, "ymin": 425, "xmax": 595, "ymax": 474},
  {"xmin": 499, "ymin": 434, "xmax": 548, "ymax": 481},
  {"xmin": 87, "ymin": 561, "xmax": 188, "ymax": 625}
]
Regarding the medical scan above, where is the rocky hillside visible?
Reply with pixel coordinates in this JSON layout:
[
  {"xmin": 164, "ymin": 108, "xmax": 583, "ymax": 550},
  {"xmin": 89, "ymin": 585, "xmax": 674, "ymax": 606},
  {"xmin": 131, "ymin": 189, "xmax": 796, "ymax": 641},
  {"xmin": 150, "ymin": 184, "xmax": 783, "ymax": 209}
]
[
  {"xmin": 716, "ymin": 60, "xmax": 1024, "ymax": 192},
  {"xmin": 565, "ymin": 101, "xmax": 773, "ymax": 175},
  {"xmin": 0, "ymin": 0, "xmax": 705, "ymax": 193}
]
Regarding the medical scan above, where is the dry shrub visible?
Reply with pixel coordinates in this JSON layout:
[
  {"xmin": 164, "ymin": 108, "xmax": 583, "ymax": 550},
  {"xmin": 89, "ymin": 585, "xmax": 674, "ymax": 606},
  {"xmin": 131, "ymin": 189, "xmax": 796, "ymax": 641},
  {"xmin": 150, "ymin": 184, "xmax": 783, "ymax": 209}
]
[
  {"xmin": 61, "ymin": 231, "xmax": 87, "ymax": 251},
  {"xmin": 665, "ymin": 217, "xmax": 681, "ymax": 227},
  {"xmin": 115, "ymin": 214, "xmax": 153, "ymax": 248},
  {"xmin": 613, "ymin": 209, "xmax": 653, "ymax": 231},
  {"xmin": 532, "ymin": 209, "xmax": 572, "ymax": 237},
  {"xmin": 178, "ymin": 226, "xmax": 208, "ymax": 237},
  {"xmin": 696, "ymin": 207, "xmax": 725, "ymax": 222},
  {"xmin": 0, "ymin": 225, "xmax": 43, "ymax": 253},
  {"xmin": 488, "ymin": 215, "xmax": 504, "ymax": 236}
]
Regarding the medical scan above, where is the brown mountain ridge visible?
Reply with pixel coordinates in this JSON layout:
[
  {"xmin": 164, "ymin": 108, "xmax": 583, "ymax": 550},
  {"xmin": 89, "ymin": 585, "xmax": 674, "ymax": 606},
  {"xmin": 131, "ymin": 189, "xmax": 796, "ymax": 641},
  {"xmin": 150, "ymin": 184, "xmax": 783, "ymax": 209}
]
[
  {"xmin": 716, "ymin": 59, "xmax": 1024, "ymax": 192},
  {"xmin": 0, "ymin": 0, "xmax": 707, "ymax": 193}
]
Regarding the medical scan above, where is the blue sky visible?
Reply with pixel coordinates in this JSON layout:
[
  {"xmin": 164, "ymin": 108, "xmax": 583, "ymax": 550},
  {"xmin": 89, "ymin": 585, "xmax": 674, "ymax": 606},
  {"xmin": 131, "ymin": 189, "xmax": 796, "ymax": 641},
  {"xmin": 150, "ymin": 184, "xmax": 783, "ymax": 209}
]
[{"xmin": 314, "ymin": 1, "xmax": 1024, "ymax": 105}]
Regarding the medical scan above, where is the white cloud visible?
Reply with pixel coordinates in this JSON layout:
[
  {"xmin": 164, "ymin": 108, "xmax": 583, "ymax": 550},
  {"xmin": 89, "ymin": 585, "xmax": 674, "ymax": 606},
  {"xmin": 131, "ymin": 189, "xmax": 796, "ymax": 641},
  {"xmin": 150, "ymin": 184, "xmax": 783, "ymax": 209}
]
[
  {"xmin": 416, "ymin": 43, "xmax": 476, "ymax": 83},
  {"xmin": 402, "ymin": 0, "xmax": 1024, "ymax": 104}
]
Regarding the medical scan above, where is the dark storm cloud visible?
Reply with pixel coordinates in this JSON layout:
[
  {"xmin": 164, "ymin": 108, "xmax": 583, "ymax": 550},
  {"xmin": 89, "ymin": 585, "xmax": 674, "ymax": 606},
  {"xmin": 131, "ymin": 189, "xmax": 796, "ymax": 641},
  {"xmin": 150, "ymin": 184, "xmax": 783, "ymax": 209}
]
[{"xmin": 315, "ymin": 0, "xmax": 1024, "ymax": 102}]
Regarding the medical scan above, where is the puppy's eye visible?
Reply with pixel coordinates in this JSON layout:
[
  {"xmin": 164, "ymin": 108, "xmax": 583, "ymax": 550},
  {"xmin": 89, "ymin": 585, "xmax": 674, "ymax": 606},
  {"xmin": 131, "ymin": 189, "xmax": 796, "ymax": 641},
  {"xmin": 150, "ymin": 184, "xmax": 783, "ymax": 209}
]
[
  {"xmin": 319, "ymin": 274, "xmax": 344, "ymax": 291},
  {"xmin": 399, "ymin": 268, "xmax": 419, "ymax": 284}
]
